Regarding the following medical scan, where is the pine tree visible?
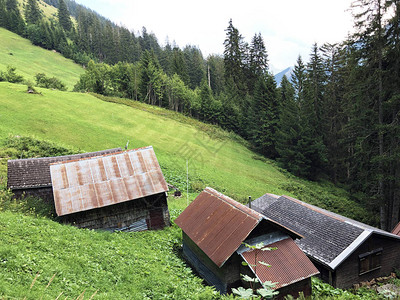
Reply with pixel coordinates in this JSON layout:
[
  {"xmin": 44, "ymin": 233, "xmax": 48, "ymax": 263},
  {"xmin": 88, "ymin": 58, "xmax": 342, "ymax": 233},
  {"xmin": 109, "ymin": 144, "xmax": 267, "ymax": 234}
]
[
  {"xmin": 58, "ymin": 0, "xmax": 72, "ymax": 31},
  {"xmin": 139, "ymin": 50, "xmax": 164, "ymax": 106},
  {"xmin": 381, "ymin": 0, "xmax": 400, "ymax": 230},
  {"xmin": 171, "ymin": 47, "xmax": 189, "ymax": 86},
  {"xmin": 306, "ymin": 43, "xmax": 325, "ymax": 134},
  {"xmin": 277, "ymin": 56, "xmax": 326, "ymax": 179},
  {"xmin": 223, "ymin": 19, "xmax": 247, "ymax": 94},
  {"xmin": 5, "ymin": 0, "xmax": 17, "ymax": 11},
  {"xmin": 2, "ymin": 0, "xmax": 25, "ymax": 34},
  {"xmin": 184, "ymin": 45, "xmax": 206, "ymax": 89},
  {"xmin": 320, "ymin": 43, "xmax": 347, "ymax": 183},
  {"xmin": 0, "ymin": 0, "xmax": 6, "ymax": 28},
  {"xmin": 206, "ymin": 54, "xmax": 225, "ymax": 95},
  {"xmin": 248, "ymin": 33, "xmax": 269, "ymax": 94},
  {"xmin": 351, "ymin": 0, "xmax": 389, "ymax": 229},
  {"xmin": 250, "ymin": 74, "xmax": 278, "ymax": 157},
  {"xmin": 25, "ymin": 0, "xmax": 42, "ymax": 25},
  {"xmin": 276, "ymin": 76, "xmax": 304, "ymax": 176}
]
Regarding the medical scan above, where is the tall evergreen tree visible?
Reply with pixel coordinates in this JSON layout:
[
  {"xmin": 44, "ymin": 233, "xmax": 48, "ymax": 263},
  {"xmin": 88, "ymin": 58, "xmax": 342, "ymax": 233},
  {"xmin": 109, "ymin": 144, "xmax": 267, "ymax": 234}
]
[
  {"xmin": 25, "ymin": 0, "xmax": 42, "ymax": 24},
  {"xmin": 276, "ymin": 76, "xmax": 304, "ymax": 176},
  {"xmin": 5, "ymin": 0, "xmax": 17, "ymax": 11},
  {"xmin": 207, "ymin": 54, "xmax": 225, "ymax": 95},
  {"xmin": 223, "ymin": 19, "xmax": 247, "ymax": 94},
  {"xmin": 2, "ymin": 0, "xmax": 25, "ymax": 34},
  {"xmin": 306, "ymin": 43, "xmax": 326, "ymax": 134},
  {"xmin": 248, "ymin": 33, "xmax": 269, "ymax": 94},
  {"xmin": 320, "ymin": 43, "xmax": 347, "ymax": 183},
  {"xmin": 351, "ymin": 0, "xmax": 389, "ymax": 229},
  {"xmin": 171, "ymin": 47, "xmax": 189, "ymax": 85},
  {"xmin": 384, "ymin": 0, "xmax": 400, "ymax": 230},
  {"xmin": 58, "ymin": 0, "xmax": 72, "ymax": 31},
  {"xmin": 0, "ymin": 0, "xmax": 7, "ymax": 28},
  {"xmin": 250, "ymin": 74, "xmax": 278, "ymax": 157}
]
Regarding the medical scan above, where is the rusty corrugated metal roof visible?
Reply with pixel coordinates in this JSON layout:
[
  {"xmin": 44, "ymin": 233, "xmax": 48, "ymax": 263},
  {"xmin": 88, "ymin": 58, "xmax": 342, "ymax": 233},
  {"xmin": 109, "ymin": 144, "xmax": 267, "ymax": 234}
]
[
  {"xmin": 241, "ymin": 238, "xmax": 319, "ymax": 290},
  {"xmin": 175, "ymin": 187, "xmax": 264, "ymax": 268},
  {"xmin": 392, "ymin": 222, "xmax": 400, "ymax": 236},
  {"xmin": 50, "ymin": 146, "xmax": 168, "ymax": 216}
]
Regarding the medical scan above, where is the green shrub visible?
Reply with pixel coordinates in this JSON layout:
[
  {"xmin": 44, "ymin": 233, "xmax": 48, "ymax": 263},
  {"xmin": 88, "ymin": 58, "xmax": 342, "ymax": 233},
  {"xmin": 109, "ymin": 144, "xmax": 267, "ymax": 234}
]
[
  {"xmin": 0, "ymin": 65, "xmax": 24, "ymax": 83},
  {"xmin": 35, "ymin": 73, "xmax": 67, "ymax": 91}
]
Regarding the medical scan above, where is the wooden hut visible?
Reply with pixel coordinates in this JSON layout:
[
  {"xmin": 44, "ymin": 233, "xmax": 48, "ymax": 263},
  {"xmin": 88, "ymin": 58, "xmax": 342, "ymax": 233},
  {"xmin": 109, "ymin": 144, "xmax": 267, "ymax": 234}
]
[
  {"xmin": 252, "ymin": 194, "xmax": 400, "ymax": 289},
  {"xmin": 175, "ymin": 187, "xmax": 319, "ymax": 297},
  {"xmin": 49, "ymin": 146, "xmax": 170, "ymax": 232},
  {"xmin": 7, "ymin": 148, "xmax": 121, "ymax": 202}
]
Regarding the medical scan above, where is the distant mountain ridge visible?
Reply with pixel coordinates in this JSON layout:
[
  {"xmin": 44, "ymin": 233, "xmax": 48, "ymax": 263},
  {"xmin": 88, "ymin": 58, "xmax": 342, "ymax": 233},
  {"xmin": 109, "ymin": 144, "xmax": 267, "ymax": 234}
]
[{"xmin": 274, "ymin": 66, "xmax": 294, "ymax": 87}]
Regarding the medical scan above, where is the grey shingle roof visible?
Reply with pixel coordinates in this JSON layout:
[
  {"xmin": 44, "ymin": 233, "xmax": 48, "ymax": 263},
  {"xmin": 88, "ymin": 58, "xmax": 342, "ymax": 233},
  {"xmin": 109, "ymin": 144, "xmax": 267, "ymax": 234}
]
[
  {"xmin": 252, "ymin": 194, "xmax": 400, "ymax": 270},
  {"xmin": 7, "ymin": 148, "xmax": 122, "ymax": 189}
]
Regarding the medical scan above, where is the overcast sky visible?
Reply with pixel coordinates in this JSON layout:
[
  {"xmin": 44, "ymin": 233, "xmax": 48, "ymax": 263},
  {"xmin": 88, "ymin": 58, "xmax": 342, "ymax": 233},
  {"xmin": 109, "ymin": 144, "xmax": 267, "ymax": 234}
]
[{"xmin": 73, "ymin": 0, "xmax": 355, "ymax": 73}]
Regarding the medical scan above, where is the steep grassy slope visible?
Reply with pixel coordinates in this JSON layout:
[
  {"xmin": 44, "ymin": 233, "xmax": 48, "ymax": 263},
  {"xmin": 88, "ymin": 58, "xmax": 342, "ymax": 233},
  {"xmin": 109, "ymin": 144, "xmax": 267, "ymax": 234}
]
[
  {"xmin": 0, "ymin": 208, "xmax": 219, "ymax": 299},
  {"xmin": 0, "ymin": 82, "xmax": 373, "ymax": 223},
  {"xmin": 0, "ymin": 28, "xmax": 84, "ymax": 90}
]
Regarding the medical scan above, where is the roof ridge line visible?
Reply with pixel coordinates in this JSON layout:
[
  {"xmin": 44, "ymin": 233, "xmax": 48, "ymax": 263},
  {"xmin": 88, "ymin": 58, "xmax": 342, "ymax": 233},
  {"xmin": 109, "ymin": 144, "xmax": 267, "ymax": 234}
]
[
  {"xmin": 205, "ymin": 187, "xmax": 262, "ymax": 221},
  {"xmin": 7, "ymin": 148, "xmax": 123, "ymax": 162},
  {"xmin": 50, "ymin": 146, "xmax": 153, "ymax": 166}
]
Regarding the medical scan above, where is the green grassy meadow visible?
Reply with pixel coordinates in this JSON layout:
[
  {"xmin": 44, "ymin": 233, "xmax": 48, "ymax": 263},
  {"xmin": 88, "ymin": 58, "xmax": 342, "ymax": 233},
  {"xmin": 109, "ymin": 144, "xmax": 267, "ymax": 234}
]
[{"xmin": 0, "ymin": 28, "xmax": 84, "ymax": 90}]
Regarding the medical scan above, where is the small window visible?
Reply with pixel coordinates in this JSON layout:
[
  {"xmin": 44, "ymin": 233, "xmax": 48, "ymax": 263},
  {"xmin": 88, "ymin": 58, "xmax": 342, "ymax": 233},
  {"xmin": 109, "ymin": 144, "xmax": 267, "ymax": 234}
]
[{"xmin": 359, "ymin": 248, "xmax": 382, "ymax": 275}]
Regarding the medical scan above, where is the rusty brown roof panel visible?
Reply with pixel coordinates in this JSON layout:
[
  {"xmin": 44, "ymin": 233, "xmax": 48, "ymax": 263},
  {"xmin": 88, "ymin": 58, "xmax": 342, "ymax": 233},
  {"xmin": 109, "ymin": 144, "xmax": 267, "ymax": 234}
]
[
  {"xmin": 50, "ymin": 146, "xmax": 168, "ymax": 216},
  {"xmin": 392, "ymin": 222, "xmax": 400, "ymax": 236},
  {"xmin": 175, "ymin": 187, "xmax": 263, "ymax": 267},
  {"xmin": 241, "ymin": 238, "xmax": 319, "ymax": 290}
]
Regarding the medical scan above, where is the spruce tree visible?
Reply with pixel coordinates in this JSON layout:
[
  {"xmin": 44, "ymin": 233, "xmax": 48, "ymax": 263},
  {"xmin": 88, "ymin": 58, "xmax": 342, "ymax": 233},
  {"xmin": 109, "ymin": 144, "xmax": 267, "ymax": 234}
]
[
  {"xmin": 25, "ymin": 0, "xmax": 42, "ymax": 24},
  {"xmin": 5, "ymin": 0, "xmax": 17, "ymax": 11},
  {"xmin": 0, "ymin": 0, "xmax": 6, "ymax": 28},
  {"xmin": 3, "ymin": 0, "xmax": 25, "ymax": 34},
  {"xmin": 306, "ymin": 43, "xmax": 325, "ymax": 134},
  {"xmin": 58, "ymin": 0, "xmax": 72, "ymax": 31},
  {"xmin": 248, "ymin": 33, "xmax": 269, "ymax": 94},
  {"xmin": 276, "ymin": 76, "xmax": 304, "ymax": 176},
  {"xmin": 171, "ymin": 47, "xmax": 189, "ymax": 86},
  {"xmin": 223, "ymin": 19, "xmax": 247, "ymax": 94},
  {"xmin": 384, "ymin": 0, "xmax": 400, "ymax": 229},
  {"xmin": 351, "ymin": 0, "xmax": 388, "ymax": 229},
  {"xmin": 251, "ymin": 74, "xmax": 278, "ymax": 158}
]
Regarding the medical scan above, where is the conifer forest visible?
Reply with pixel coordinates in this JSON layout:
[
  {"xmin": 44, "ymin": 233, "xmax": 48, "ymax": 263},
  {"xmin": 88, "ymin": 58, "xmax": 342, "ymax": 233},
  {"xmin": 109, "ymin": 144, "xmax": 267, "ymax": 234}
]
[{"xmin": 1, "ymin": 0, "xmax": 399, "ymax": 230}]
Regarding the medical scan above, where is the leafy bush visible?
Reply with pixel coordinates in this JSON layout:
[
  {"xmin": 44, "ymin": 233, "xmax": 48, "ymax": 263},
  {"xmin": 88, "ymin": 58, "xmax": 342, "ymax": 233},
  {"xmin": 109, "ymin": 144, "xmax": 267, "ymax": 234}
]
[
  {"xmin": 0, "ymin": 135, "xmax": 78, "ymax": 159},
  {"xmin": 35, "ymin": 73, "xmax": 67, "ymax": 91},
  {"xmin": 0, "ymin": 65, "xmax": 24, "ymax": 83}
]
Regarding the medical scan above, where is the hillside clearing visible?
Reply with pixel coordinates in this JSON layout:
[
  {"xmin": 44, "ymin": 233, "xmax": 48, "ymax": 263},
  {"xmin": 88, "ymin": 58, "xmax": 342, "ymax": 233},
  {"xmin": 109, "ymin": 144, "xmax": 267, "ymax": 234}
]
[{"xmin": 0, "ymin": 28, "xmax": 84, "ymax": 90}]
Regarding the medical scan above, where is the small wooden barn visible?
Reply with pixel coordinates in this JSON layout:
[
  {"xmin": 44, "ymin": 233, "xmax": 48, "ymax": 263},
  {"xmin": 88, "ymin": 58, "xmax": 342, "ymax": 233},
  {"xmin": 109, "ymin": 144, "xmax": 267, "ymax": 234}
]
[
  {"xmin": 49, "ymin": 146, "xmax": 170, "ymax": 232},
  {"xmin": 175, "ymin": 187, "xmax": 319, "ymax": 298},
  {"xmin": 7, "ymin": 148, "xmax": 121, "ymax": 202},
  {"xmin": 252, "ymin": 194, "xmax": 400, "ymax": 289}
]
